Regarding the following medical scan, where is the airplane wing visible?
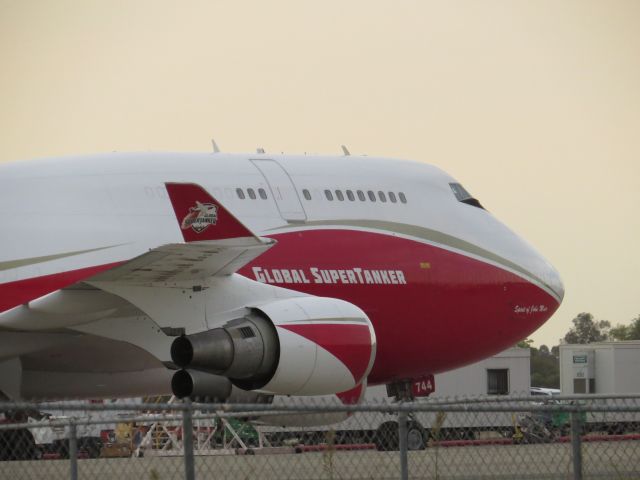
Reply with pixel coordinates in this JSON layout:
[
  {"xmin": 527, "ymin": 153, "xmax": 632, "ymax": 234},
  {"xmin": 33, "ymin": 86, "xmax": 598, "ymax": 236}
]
[
  {"xmin": 0, "ymin": 182, "xmax": 376, "ymax": 400},
  {"xmin": 90, "ymin": 183, "xmax": 276, "ymax": 285},
  {"xmin": 0, "ymin": 183, "xmax": 275, "ymax": 331}
]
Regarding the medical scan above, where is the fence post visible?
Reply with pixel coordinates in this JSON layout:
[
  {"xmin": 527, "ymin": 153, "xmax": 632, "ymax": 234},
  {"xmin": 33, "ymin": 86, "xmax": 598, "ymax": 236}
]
[
  {"xmin": 69, "ymin": 421, "xmax": 78, "ymax": 480},
  {"xmin": 398, "ymin": 410, "xmax": 409, "ymax": 480},
  {"xmin": 182, "ymin": 399, "xmax": 196, "ymax": 480},
  {"xmin": 570, "ymin": 410, "xmax": 583, "ymax": 480}
]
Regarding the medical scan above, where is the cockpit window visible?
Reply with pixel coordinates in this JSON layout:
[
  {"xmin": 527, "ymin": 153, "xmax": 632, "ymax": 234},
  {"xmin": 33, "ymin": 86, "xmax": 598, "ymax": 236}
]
[{"xmin": 449, "ymin": 183, "xmax": 484, "ymax": 209}]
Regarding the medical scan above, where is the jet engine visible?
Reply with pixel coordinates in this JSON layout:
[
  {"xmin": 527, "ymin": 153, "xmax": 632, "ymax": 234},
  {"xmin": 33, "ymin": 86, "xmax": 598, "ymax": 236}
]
[{"xmin": 170, "ymin": 297, "xmax": 376, "ymax": 397}]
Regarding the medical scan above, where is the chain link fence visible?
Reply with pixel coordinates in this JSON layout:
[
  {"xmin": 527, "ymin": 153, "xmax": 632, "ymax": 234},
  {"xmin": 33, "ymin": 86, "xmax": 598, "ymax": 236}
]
[{"xmin": 1, "ymin": 395, "xmax": 639, "ymax": 479}]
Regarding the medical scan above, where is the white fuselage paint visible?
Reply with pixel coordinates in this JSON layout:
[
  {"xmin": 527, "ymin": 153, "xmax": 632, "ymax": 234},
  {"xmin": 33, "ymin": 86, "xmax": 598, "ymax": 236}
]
[{"xmin": 0, "ymin": 152, "xmax": 563, "ymax": 301}]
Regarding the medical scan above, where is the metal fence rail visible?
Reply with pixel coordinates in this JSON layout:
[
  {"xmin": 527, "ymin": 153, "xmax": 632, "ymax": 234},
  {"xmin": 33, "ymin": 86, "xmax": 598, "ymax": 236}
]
[{"xmin": 1, "ymin": 395, "xmax": 639, "ymax": 479}]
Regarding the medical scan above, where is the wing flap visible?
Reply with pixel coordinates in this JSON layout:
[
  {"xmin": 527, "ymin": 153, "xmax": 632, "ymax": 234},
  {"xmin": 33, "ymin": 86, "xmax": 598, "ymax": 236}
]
[{"xmin": 91, "ymin": 238, "xmax": 274, "ymax": 284}]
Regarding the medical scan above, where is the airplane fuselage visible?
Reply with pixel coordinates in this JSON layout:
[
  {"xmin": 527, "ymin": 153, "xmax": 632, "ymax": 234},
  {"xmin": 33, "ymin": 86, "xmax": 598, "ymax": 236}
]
[{"xmin": 0, "ymin": 152, "xmax": 563, "ymax": 391}]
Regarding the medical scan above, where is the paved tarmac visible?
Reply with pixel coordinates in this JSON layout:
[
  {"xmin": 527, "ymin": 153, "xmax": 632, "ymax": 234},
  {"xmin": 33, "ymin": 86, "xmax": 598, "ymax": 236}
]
[{"xmin": 0, "ymin": 440, "xmax": 638, "ymax": 479}]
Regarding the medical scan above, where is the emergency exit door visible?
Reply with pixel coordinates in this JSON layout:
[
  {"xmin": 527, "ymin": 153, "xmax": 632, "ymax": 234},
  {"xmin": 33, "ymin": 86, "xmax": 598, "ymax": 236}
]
[{"xmin": 251, "ymin": 159, "xmax": 307, "ymax": 222}]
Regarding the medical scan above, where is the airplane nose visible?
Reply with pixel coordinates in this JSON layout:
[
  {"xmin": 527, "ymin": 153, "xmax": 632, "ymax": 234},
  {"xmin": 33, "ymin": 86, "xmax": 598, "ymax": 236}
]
[
  {"xmin": 508, "ymin": 235, "xmax": 565, "ymax": 307},
  {"xmin": 546, "ymin": 264, "xmax": 565, "ymax": 305},
  {"xmin": 527, "ymin": 250, "xmax": 564, "ymax": 306},
  {"xmin": 509, "ymin": 229, "xmax": 564, "ymax": 306}
]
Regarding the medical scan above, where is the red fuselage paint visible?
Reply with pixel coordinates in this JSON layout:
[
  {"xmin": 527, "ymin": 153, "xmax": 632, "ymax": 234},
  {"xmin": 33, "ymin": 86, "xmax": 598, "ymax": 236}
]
[
  {"xmin": 0, "ymin": 229, "xmax": 557, "ymax": 387},
  {"xmin": 0, "ymin": 263, "xmax": 122, "ymax": 313},
  {"xmin": 238, "ymin": 229, "xmax": 559, "ymax": 384}
]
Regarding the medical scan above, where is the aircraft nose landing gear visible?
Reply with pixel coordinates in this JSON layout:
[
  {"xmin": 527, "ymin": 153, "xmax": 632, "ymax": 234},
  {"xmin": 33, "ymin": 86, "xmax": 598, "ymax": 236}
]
[{"xmin": 374, "ymin": 376, "xmax": 434, "ymax": 451}]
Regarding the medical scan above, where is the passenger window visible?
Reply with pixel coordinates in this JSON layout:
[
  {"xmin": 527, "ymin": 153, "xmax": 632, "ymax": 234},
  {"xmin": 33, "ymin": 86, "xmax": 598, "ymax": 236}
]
[
  {"xmin": 367, "ymin": 190, "xmax": 376, "ymax": 202},
  {"xmin": 302, "ymin": 189, "xmax": 312, "ymax": 201},
  {"xmin": 346, "ymin": 190, "xmax": 355, "ymax": 201},
  {"xmin": 258, "ymin": 188, "xmax": 268, "ymax": 200},
  {"xmin": 399, "ymin": 192, "xmax": 407, "ymax": 204},
  {"xmin": 378, "ymin": 191, "xmax": 387, "ymax": 203},
  {"xmin": 247, "ymin": 188, "xmax": 257, "ymax": 200},
  {"xmin": 335, "ymin": 190, "xmax": 344, "ymax": 201},
  {"xmin": 236, "ymin": 188, "xmax": 245, "ymax": 199},
  {"xmin": 389, "ymin": 192, "xmax": 397, "ymax": 203},
  {"xmin": 325, "ymin": 189, "xmax": 334, "ymax": 201},
  {"xmin": 357, "ymin": 190, "xmax": 366, "ymax": 201}
]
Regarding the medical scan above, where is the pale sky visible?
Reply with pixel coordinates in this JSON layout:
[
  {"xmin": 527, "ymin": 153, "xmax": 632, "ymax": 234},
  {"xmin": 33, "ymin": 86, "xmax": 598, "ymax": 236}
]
[{"xmin": 1, "ymin": 0, "xmax": 638, "ymax": 347}]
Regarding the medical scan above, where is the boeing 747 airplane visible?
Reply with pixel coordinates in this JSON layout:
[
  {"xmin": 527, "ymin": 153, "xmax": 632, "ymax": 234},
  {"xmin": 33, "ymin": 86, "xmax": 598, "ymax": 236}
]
[{"xmin": 0, "ymin": 151, "xmax": 563, "ymax": 403}]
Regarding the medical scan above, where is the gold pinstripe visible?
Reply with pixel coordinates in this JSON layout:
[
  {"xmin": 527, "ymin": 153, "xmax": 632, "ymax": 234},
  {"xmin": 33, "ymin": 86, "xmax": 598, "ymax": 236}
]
[
  {"xmin": 0, "ymin": 245, "xmax": 125, "ymax": 272},
  {"xmin": 267, "ymin": 219, "xmax": 557, "ymax": 298}
]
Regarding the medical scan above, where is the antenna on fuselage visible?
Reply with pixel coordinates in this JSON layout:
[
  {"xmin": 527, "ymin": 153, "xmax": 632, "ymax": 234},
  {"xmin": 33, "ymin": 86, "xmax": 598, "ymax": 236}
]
[
  {"xmin": 341, "ymin": 145, "xmax": 350, "ymax": 156},
  {"xmin": 211, "ymin": 139, "xmax": 221, "ymax": 153}
]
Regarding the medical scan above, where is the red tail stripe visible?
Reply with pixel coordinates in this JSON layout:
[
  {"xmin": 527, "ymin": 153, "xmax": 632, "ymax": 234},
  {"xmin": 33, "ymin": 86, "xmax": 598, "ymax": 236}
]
[{"xmin": 165, "ymin": 183, "xmax": 254, "ymax": 242}]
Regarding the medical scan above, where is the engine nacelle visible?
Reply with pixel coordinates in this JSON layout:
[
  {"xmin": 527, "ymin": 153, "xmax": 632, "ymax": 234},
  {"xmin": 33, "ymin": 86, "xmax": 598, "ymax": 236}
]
[
  {"xmin": 170, "ymin": 297, "xmax": 376, "ymax": 396},
  {"xmin": 254, "ymin": 297, "xmax": 376, "ymax": 395}
]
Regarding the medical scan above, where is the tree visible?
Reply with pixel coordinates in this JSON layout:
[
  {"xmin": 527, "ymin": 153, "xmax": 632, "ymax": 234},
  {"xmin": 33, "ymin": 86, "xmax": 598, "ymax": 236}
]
[
  {"xmin": 530, "ymin": 346, "xmax": 559, "ymax": 388},
  {"xmin": 531, "ymin": 361, "xmax": 559, "ymax": 388},
  {"xmin": 610, "ymin": 324, "xmax": 630, "ymax": 341},
  {"xmin": 516, "ymin": 338, "xmax": 533, "ymax": 348},
  {"xmin": 609, "ymin": 314, "xmax": 640, "ymax": 341},
  {"xmin": 515, "ymin": 340, "xmax": 559, "ymax": 388},
  {"xmin": 563, "ymin": 312, "xmax": 610, "ymax": 344}
]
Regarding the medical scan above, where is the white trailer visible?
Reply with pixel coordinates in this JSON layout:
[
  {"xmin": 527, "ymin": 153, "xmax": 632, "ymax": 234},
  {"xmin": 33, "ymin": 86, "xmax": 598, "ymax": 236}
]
[
  {"xmin": 559, "ymin": 341, "xmax": 640, "ymax": 394},
  {"xmin": 559, "ymin": 341, "xmax": 640, "ymax": 433}
]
